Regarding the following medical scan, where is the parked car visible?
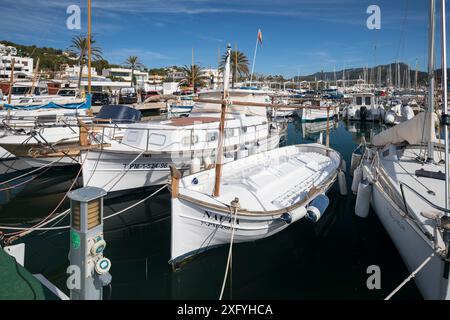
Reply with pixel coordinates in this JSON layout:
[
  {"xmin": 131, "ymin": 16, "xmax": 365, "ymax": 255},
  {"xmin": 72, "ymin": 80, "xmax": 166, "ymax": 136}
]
[
  {"xmin": 92, "ymin": 92, "xmax": 111, "ymax": 106},
  {"xmin": 118, "ymin": 87, "xmax": 137, "ymax": 104}
]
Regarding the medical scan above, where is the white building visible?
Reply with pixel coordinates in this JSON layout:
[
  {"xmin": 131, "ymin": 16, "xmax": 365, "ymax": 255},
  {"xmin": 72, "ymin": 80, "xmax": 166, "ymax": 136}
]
[
  {"xmin": 0, "ymin": 44, "xmax": 33, "ymax": 80},
  {"xmin": 102, "ymin": 68, "xmax": 149, "ymax": 89},
  {"xmin": 64, "ymin": 65, "xmax": 98, "ymax": 78},
  {"xmin": 167, "ymin": 70, "xmax": 185, "ymax": 82}
]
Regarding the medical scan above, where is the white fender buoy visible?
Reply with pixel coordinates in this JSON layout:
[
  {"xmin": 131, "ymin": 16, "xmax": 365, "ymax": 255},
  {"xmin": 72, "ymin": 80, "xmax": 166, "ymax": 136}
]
[
  {"xmin": 384, "ymin": 112, "xmax": 395, "ymax": 125},
  {"xmin": 338, "ymin": 171, "xmax": 348, "ymax": 196},
  {"xmin": 340, "ymin": 160, "xmax": 347, "ymax": 172},
  {"xmin": 190, "ymin": 158, "xmax": 201, "ymax": 174},
  {"xmin": 350, "ymin": 153, "xmax": 362, "ymax": 176},
  {"xmin": 402, "ymin": 105, "xmax": 414, "ymax": 121},
  {"xmin": 355, "ymin": 180, "xmax": 372, "ymax": 218},
  {"xmin": 203, "ymin": 157, "xmax": 212, "ymax": 169},
  {"xmin": 306, "ymin": 194, "xmax": 330, "ymax": 223},
  {"xmin": 351, "ymin": 166, "xmax": 362, "ymax": 194}
]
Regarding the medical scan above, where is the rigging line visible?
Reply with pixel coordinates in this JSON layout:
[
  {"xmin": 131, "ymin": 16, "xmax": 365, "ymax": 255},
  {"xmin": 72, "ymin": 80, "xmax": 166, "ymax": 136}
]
[
  {"xmin": 385, "ymin": 251, "xmax": 437, "ymax": 300},
  {"xmin": 397, "ymin": 160, "xmax": 434, "ymax": 193}
]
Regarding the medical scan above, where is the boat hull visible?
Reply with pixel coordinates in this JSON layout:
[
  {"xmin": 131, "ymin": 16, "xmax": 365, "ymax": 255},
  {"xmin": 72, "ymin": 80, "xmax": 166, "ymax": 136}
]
[{"xmin": 370, "ymin": 173, "xmax": 448, "ymax": 300}]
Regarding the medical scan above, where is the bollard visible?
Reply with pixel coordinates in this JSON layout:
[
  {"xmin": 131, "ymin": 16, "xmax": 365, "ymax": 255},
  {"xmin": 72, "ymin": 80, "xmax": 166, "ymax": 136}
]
[{"xmin": 68, "ymin": 187, "xmax": 111, "ymax": 300}]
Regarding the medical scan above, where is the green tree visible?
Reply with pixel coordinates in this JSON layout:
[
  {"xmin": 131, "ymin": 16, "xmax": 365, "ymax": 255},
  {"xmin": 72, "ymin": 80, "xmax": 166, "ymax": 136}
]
[
  {"xmin": 179, "ymin": 65, "xmax": 209, "ymax": 91},
  {"xmin": 219, "ymin": 50, "xmax": 250, "ymax": 88},
  {"xmin": 123, "ymin": 56, "xmax": 145, "ymax": 87},
  {"xmin": 68, "ymin": 34, "xmax": 103, "ymax": 90}
]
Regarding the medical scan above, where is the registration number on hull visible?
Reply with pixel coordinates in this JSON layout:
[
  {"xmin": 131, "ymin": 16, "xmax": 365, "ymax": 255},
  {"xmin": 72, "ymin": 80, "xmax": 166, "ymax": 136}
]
[{"xmin": 122, "ymin": 163, "xmax": 169, "ymax": 170}]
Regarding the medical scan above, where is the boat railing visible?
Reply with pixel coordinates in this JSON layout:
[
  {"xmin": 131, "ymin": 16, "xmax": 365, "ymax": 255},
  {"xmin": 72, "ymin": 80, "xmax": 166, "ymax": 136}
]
[
  {"xmin": 399, "ymin": 182, "xmax": 450, "ymax": 215},
  {"xmin": 94, "ymin": 121, "xmax": 276, "ymax": 153}
]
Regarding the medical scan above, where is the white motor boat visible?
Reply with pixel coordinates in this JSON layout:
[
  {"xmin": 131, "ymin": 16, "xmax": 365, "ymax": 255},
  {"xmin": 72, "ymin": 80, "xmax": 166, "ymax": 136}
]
[
  {"xmin": 342, "ymin": 93, "xmax": 385, "ymax": 122},
  {"xmin": 298, "ymin": 101, "xmax": 336, "ymax": 122},
  {"xmin": 81, "ymin": 101, "xmax": 282, "ymax": 193}
]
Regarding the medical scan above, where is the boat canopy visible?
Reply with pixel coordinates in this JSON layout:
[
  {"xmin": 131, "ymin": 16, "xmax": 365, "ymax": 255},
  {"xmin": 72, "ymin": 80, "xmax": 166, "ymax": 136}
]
[
  {"xmin": 95, "ymin": 105, "xmax": 142, "ymax": 123},
  {"xmin": 372, "ymin": 112, "xmax": 437, "ymax": 147},
  {"xmin": 191, "ymin": 89, "xmax": 269, "ymax": 117},
  {"xmin": 3, "ymin": 100, "xmax": 90, "ymax": 110}
]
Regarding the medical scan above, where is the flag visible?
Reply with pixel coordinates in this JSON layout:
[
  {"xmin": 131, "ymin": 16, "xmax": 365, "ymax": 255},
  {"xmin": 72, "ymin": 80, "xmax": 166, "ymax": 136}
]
[{"xmin": 257, "ymin": 29, "xmax": 263, "ymax": 45}]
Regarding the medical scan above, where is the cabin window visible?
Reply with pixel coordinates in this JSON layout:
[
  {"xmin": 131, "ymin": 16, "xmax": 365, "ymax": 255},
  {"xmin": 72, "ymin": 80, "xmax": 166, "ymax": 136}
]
[
  {"xmin": 126, "ymin": 130, "xmax": 140, "ymax": 143},
  {"xmin": 365, "ymin": 97, "xmax": 372, "ymax": 105},
  {"xmin": 206, "ymin": 132, "xmax": 218, "ymax": 142},
  {"xmin": 356, "ymin": 97, "xmax": 363, "ymax": 105},
  {"xmin": 148, "ymin": 133, "xmax": 166, "ymax": 146}
]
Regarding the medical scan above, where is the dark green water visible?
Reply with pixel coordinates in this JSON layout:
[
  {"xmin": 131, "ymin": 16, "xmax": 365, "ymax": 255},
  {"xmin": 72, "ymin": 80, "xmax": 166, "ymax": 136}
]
[{"xmin": 0, "ymin": 119, "xmax": 422, "ymax": 300}]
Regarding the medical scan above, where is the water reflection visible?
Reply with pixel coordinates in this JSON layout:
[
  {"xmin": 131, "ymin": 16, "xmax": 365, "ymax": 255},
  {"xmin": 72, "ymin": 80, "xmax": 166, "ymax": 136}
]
[{"xmin": 0, "ymin": 120, "xmax": 421, "ymax": 300}]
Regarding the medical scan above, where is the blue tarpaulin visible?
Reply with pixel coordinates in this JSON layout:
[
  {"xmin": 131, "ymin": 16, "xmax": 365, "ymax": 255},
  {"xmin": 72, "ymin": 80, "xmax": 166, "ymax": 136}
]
[{"xmin": 3, "ymin": 94, "xmax": 92, "ymax": 111}]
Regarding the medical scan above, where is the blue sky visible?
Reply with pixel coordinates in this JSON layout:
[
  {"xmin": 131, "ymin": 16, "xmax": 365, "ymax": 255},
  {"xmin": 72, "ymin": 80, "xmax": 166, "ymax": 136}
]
[{"xmin": 0, "ymin": 0, "xmax": 446, "ymax": 77}]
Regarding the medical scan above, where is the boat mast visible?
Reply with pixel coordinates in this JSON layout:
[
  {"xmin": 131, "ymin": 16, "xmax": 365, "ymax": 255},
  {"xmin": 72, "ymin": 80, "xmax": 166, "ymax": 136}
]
[
  {"xmin": 213, "ymin": 44, "xmax": 231, "ymax": 197},
  {"xmin": 427, "ymin": 0, "xmax": 436, "ymax": 162},
  {"xmin": 87, "ymin": 0, "xmax": 92, "ymax": 95},
  {"xmin": 440, "ymin": 0, "xmax": 449, "ymax": 211}
]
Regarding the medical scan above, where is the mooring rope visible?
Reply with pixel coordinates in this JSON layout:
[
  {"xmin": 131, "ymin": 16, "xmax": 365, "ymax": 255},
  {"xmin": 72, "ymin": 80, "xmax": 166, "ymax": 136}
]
[
  {"xmin": 3, "ymin": 151, "xmax": 88, "ymax": 244},
  {"xmin": 384, "ymin": 251, "xmax": 436, "ymax": 300},
  {"xmin": 0, "ymin": 155, "xmax": 64, "ymax": 186},
  {"xmin": 104, "ymin": 184, "xmax": 167, "ymax": 220},
  {"xmin": 0, "ymin": 184, "xmax": 167, "ymax": 234},
  {"xmin": 219, "ymin": 201, "xmax": 239, "ymax": 300}
]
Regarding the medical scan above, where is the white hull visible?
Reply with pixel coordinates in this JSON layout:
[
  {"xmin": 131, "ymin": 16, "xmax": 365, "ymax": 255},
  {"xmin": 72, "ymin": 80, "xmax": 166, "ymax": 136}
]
[
  {"xmin": 370, "ymin": 182, "xmax": 447, "ymax": 300},
  {"xmin": 171, "ymin": 144, "xmax": 342, "ymax": 264},
  {"xmin": 299, "ymin": 108, "xmax": 335, "ymax": 122},
  {"xmin": 82, "ymin": 134, "xmax": 281, "ymax": 193}
]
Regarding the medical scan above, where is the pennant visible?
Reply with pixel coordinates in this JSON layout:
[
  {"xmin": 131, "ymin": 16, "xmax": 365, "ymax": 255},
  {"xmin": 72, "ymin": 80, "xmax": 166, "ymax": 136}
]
[{"xmin": 257, "ymin": 29, "xmax": 263, "ymax": 45}]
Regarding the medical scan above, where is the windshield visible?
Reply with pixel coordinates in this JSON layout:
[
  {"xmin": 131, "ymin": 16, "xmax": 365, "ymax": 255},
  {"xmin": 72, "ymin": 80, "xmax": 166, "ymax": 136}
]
[
  {"xmin": 11, "ymin": 87, "xmax": 43, "ymax": 95},
  {"xmin": 11, "ymin": 87, "xmax": 29, "ymax": 95},
  {"xmin": 58, "ymin": 89, "xmax": 76, "ymax": 96}
]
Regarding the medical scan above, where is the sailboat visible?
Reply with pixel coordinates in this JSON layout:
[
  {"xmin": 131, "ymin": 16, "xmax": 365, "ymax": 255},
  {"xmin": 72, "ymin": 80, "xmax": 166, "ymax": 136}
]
[
  {"xmin": 352, "ymin": 0, "xmax": 450, "ymax": 300},
  {"xmin": 169, "ymin": 44, "xmax": 345, "ymax": 266}
]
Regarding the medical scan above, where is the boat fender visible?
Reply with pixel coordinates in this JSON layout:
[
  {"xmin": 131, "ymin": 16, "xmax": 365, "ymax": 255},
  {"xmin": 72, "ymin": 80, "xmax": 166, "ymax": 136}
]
[
  {"xmin": 350, "ymin": 153, "xmax": 362, "ymax": 176},
  {"xmin": 280, "ymin": 212, "xmax": 292, "ymax": 224},
  {"xmin": 338, "ymin": 171, "xmax": 348, "ymax": 196},
  {"xmin": 190, "ymin": 158, "xmax": 201, "ymax": 174},
  {"xmin": 203, "ymin": 157, "xmax": 212, "ymax": 169},
  {"xmin": 306, "ymin": 194, "xmax": 330, "ymax": 223},
  {"xmin": 384, "ymin": 112, "xmax": 396, "ymax": 125},
  {"xmin": 355, "ymin": 180, "xmax": 372, "ymax": 218},
  {"xmin": 351, "ymin": 165, "xmax": 362, "ymax": 194},
  {"xmin": 340, "ymin": 160, "xmax": 347, "ymax": 172}
]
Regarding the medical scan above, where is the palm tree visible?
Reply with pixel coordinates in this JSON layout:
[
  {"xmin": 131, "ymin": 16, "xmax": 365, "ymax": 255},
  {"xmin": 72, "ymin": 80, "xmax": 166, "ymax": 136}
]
[
  {"xmin": 179, "ymin": 65, "xmax": 209, "ymax": 91},
  {"xmin": 123, "ymin": 56, "xmax": 145, "ymax": 87},
  {"xmin": 69, "ymin": 34, "xmax": 103, "ymax": 91},
  {"xmin": 219, "ymin": 50, "xmax": 250, "ymax": 88}
]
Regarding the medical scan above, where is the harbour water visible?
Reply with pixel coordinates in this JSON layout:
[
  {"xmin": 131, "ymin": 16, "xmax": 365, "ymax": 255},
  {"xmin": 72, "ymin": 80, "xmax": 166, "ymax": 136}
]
[{"xmin": 0, "ymin": 118, "xmax": 422, "ymax": 300}]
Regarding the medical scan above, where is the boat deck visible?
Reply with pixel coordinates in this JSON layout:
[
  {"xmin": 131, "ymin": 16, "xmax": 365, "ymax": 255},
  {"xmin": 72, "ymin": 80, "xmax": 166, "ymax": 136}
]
[
  {"xmin": 180, "ymin": 146, "xmax": 339, "ymax": 212},
  {"xmin": 379, "ymin": 146, "xmax": 447, "ymax": 243}
]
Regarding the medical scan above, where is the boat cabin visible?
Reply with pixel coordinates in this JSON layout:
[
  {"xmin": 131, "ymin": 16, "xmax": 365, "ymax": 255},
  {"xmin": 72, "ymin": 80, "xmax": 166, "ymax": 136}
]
[{"xmin": 352, "ymin": 93, "xmax": 375, "ymax": 108}]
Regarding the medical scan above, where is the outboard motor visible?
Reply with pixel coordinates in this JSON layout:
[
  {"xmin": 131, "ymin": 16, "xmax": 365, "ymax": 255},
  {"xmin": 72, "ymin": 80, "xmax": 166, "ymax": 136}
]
[{"xmin": 360, "ymin": 106, "xmax": 368, "ymax": 121}]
